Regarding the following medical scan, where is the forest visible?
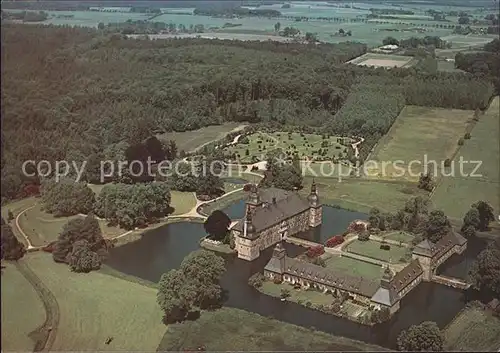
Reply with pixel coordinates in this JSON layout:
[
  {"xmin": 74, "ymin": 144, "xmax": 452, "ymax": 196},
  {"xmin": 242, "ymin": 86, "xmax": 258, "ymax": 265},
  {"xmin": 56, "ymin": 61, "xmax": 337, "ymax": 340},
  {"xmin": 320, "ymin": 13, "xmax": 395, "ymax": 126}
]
[{"xmin": 0, "ymin": 24, "xmax": 496, "ymax": 203}]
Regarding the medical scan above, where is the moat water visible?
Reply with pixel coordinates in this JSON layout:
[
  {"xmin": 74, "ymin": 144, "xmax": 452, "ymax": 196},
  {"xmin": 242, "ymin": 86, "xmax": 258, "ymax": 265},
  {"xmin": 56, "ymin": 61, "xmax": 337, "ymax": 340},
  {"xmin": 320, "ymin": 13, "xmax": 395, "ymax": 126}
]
[{"xmin": 105, "ymin": 206, "xmax": 489, "ymax": 349}]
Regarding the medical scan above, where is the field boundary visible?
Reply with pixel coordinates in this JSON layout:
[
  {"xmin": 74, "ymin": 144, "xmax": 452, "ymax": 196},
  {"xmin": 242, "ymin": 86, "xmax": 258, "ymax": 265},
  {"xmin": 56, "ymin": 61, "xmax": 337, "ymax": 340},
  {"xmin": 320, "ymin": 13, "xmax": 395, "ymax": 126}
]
[{"xmin": 15, "ymin": 260, "xmax": 60, "ymax": 352}]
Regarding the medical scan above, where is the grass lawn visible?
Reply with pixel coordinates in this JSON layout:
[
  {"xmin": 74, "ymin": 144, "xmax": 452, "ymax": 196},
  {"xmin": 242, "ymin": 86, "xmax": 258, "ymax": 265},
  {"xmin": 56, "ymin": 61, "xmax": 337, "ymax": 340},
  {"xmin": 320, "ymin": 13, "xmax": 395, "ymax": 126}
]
[
  {"xmin": 303, "ymin": 178, "xmax": 428, "ymax": 213},
  {"xmin": 1, "ymin": 261, "xmax": 46, "ymax": 352},
  {"xmin": 324, "ymin": 255, "xmax": 383, "ymax": 281},
  {"xmin": 17, "ymin": 203, "xmax": 124, "ymax": 246},
  {"xmin": 170, "ymin": 190, "xmax": 197, "ymax": 215},
  {"xmin": 302, "ymin": 161, "xmax": 353, "ymax": 179},
  {"xmin": 158, "ymin": 123, "xmax": 246, "ymax": 152},
  {"xmin": 157, "ymin": 307, "xmax": 387, "ymax": 351},
  {"xmin": 259, "ymin": 281, "xmax": 334, "ymax": 307},
  {"xmin": 444, "ymin": 307, "xmax": 500, "ymax": 351},
  {"xmin": 432, "ymin": 97, "xmax": 499, "ymax": 219},
  {"xmin": 23, "ymin": 252, "xmax": 166, "ymax": 351},
  {"xmin": 382, "ymin": 231, "xmax": 414, "ymax": 243},
  {"xmin": 370, "ymin": 105, "xmax": 474, "ymax": 180},
  {"xmin": 345, "ymin": 240, "xmax": 408, "ymax": 264},
  {"xmin": 224, "ymin": 132, "xmax": 349, "ymax": 164}
]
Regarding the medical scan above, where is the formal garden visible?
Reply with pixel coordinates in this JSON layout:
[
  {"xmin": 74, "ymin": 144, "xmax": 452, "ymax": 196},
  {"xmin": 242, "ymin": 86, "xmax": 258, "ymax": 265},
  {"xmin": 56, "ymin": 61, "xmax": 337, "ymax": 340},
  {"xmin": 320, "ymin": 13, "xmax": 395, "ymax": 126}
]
[{"xmin": 222, "ymin": 132, "xmax": 353, "ymax": 164}]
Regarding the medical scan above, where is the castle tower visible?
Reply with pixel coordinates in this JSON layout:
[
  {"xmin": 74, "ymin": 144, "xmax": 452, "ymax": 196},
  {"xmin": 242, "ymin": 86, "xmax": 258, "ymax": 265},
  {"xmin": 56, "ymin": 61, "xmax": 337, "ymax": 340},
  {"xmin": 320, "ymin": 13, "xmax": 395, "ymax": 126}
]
[
  {"xmin": 308, "ymin": 179, "xmax": 322, "ymax": 227},
  {"xmin": 246, "ymin": 184, "xmax": 261, "ymax": 216},
  {"xmin": 243, "ymin": 211, "xmax": 256, "ymax": 239},
  {"xmin": 381, "ymin": 266, "xmax": 393, "ymax": 289},
  {"xmin": 264, "ymin": 243, "xmax": 287, "ymax": 279}
]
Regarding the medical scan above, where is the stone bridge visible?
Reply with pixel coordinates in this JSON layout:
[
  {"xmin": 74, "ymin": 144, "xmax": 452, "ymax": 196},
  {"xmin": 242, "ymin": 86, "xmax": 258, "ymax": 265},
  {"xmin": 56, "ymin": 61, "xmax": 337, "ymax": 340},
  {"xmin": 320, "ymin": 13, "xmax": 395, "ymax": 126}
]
[
  {"xmin": 432, "ymin": 275, "xmax": 471, "ymax": 290},
  {"xmin": 284, "ymin": 236, "xmax": 320, "ymax": 248}
]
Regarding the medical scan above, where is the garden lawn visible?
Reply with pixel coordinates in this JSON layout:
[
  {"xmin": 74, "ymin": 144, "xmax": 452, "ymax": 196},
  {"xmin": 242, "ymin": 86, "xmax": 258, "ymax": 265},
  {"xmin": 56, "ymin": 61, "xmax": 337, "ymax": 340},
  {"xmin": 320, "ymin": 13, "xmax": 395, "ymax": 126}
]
[
  {"xmin": 157, "ymin": 307, "xmax": 387, "ymax": 351},
  {"xmin": 17, "ymin": 204, "xmax": 124, "ymax": 246},
  {"xmin": 158, "ymin": 123, "xmax": 246, "ymax": 152},
  {"xmin": 382, "ymin": 231, "xmax": 414, "ymax": 244},
  {"xmin": 24, "ymin": 252, "xmax": 166, "ymax": 351},
  {"xmin": 345, "ymin": 240, "xmax": 408, "ymax": 264},
  {"xmin": 1, "ymin": 261, "xmax": 46, "ymax": 352},
  {"xmin": 444, "ymin": 307, "xmax": 500, "ymax": 351},
  {"xmin": 323, "ymin": 255, "xmax": 383, "ymax": 281},
  {"xmin": 432, "ymin": 97, "xmax": 500, "ymax": 220},
  {"xmin": 170, "ymin": 191, "xmax": 197, "ymax": 215},
  {"xmin": 370, "ymin": 105, "xmax": 474, "ymax": 180},
  {"xmin": 259, "ymin": 281, "xmax": 334, "ymax": 307},
  {"xmin": 224, "ymin": 132, "xmax": 349, "ymax": 164}
]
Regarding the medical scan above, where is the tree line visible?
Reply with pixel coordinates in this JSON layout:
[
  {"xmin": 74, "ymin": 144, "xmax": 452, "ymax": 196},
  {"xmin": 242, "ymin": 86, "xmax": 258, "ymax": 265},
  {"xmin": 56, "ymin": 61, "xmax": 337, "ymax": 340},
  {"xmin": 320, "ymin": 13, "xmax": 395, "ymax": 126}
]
[{"xmin": 1, "ymin": 24, "xmax": 496, "ymax": 203}]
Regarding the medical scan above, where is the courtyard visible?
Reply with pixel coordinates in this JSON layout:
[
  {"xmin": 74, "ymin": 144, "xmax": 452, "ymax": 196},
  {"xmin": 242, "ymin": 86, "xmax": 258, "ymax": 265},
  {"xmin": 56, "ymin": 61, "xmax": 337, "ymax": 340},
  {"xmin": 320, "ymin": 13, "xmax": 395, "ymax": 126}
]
[
  {"xmin": 345, "ymin": 239, "xmax": 409, "ymax": 264},
  {"xmin": 323, "ymin": 254, "xmax": 384, "ymax": 281}
]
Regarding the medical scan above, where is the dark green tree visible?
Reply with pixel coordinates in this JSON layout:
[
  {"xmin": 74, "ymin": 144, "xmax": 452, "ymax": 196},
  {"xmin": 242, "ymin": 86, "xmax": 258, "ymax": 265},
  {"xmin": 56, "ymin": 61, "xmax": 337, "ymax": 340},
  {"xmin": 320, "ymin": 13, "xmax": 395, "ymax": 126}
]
[
  {"xmin": 397, "ymin": 321, "xmax": 444, "ymax": 351},
  {"xmin": 1, "ymin": 223, "xmax": 26, "ymax": 260},
  {"xmin": 67, "ymin": 239, "xmax": 102, "ymax": 273},
  {"xmin": 425, "ymin": 210, "xmax": 451, "ymax": 243},
  {"xmin": 468, "ymin": 239, "xmax": 500, "ymax": 297},
  {"xmin": 157, "ymin": 250, "xmax": 226, "ymax": 323},
  {"xmin": 204, "ymin": 210, "xmax": 231, "ymax": 241},
  {"xmin": 471, "ymin": 201, "xmax": 495, "ymax": 231}
]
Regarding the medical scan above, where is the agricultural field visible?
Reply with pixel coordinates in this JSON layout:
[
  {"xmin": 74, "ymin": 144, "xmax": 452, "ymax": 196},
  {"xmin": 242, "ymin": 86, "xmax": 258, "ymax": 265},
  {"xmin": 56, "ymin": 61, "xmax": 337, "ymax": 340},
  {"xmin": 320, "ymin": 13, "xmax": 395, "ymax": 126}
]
[
  {"xmin": 1, "ymin": 262, "xmax": 46, "ymax": 352},
  {"xmin": 157, "ymin": 307, "xmax": 387, "ymax": 351},
  {"xmin": 23, "ymin": 252, "xmax": 166, "ymax": 351},
  {"xmin": 444, "ymin": 307, "xmax": 500, "ymax": 351},
  {"xmin": 158, "ymin": 123, "xmax": 246, "ymax": 153},
  {"xmin": 223, "ymin": 132, "xmax": 350, "ymax": 164},
  {"xmin": 440, "ymin": 35, "xmax": 497, "ymax": 49},
  {"xmin": 323, "ymin": 254, "xmax": 383, "ymax": 281},
  {"xmin": 432, "ymin": 97, "xmax": 499, "ymax": 220},
  {"xmin": 345, "ymin": 240, "xmax": 408, "ymax": 264},
  {"xmin": 303, "ymin": 178, "xmax": 428, "ymax": 213},
  {"xmin": 369, "ymin": 105, "xmax": 474, "ymax": 180},
  {"xmin": 347, "ymin": 53, "xmax": 416, "ymax": 68}
]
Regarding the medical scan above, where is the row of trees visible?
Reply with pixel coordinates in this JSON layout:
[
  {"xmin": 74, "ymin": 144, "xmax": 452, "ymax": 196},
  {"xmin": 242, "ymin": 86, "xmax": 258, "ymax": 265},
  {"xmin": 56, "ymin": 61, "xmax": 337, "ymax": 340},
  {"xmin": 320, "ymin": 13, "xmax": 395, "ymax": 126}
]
[
  {"xmin": 368, "ymin": 196, "xmax": 452, "ymax": 243},
  {"xmin": 1, "ymin": 218, "xmax": 26, "ymax": 261}
]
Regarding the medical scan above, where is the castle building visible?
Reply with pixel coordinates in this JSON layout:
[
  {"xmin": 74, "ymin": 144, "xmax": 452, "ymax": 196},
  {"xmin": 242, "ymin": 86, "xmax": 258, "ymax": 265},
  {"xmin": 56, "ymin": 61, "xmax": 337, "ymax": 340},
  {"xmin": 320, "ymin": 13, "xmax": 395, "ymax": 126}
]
[
  {"xmin": 412, "ymin": 231, "xmax": 467, "ymax": 280},
  {"xmin": 231, "ymin": 182, "xmax": 322, "ymax": 261},
  {"xmin": 264, "ymin": 243, "xmax": 424, "ymax": 314}
]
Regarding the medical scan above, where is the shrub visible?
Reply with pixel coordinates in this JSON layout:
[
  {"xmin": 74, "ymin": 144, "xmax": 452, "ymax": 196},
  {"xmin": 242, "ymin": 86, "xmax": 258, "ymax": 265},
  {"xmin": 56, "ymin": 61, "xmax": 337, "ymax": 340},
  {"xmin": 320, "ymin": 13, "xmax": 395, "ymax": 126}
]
[
  {"xmin": 305, "ymin": 301, "xmax": 312, "ymax": 307},
  {"xmin": 380, "ymin": 244, "xmax": 391, "ymax": 251},
  {"xmin": 312, "ymin": 257, "xmax": 326, "ymax": 267},
  {"xmin": 444, "ymin": 158, "xmax": 451, "ymax": 167},
  {"xmin": 464, "ymin": 132, "xmax": 471, "ymax": 139},
  {"xmin": 280, "ymin": 288, "xmax": 291, "ymax": 299},
  {"xmin": 358, "ymin": 231, "xmax": 370, "ymax": 241},
  {"xmin": 306, "ymin": 245, "xmax": 325, "ymax": 258},
  {"xmin": 325, "ymin": 235, "xmax": 344, "ymax": 247},
  {"xmin": 347, "ymin": 221, "xmax": 366, "ymax": 234},
  {"xmin": 273, "ymin": 278, "xmax": 283, "ymax": 284},
  {"xmin": 458, "ymin": 138, "xmax": 464, "ymax": 146},
  {"xmin": 248, "ymin": 273, "xmax": 265, "ymax": 288}
]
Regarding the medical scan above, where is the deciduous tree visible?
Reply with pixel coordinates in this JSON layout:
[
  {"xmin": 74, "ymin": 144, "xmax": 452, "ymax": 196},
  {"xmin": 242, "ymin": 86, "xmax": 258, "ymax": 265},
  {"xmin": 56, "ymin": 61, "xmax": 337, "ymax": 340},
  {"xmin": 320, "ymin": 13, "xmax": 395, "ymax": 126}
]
[{"xmin": 397, "ymin": 321, "xmax": 444, "ymax": 351}]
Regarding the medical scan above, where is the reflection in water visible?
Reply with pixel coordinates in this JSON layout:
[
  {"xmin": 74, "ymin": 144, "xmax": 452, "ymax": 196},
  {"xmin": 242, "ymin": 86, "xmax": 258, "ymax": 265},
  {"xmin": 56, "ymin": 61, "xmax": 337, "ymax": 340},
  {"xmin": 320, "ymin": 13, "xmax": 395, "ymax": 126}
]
[{"xmin": 105, "ymin": 210, "xmax": 489, "ymax": 349}]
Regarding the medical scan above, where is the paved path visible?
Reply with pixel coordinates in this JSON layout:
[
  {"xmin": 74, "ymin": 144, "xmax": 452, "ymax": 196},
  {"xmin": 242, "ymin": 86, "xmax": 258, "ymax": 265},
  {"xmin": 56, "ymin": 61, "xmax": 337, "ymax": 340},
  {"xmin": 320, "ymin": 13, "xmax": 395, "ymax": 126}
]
[{"xmin": 15, "ymin": 205, "xmax": 37, "ymax": 249}]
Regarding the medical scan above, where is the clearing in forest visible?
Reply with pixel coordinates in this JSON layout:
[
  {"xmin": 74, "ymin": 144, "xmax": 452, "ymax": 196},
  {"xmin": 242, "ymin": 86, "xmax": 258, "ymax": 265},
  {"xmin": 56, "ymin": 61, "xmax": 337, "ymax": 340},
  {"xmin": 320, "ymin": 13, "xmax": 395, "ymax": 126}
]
[
  {"xmin": 224, "ymin": 132, "xmax": 350, "ymax": 164},
  {"xmin": 347, "ymin": 53, "xmax": 414, "ymax": 68},
  {"xmin": 432, "ymin": 97, "xmax": 500, "ymax": 220},
  {"xmin": 369, "ymin": 105, "xmax": 474, "ymax": 180},
  {"xmin": 158, "ymin": 123, "xmax": 246, "ymax": 153}
]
